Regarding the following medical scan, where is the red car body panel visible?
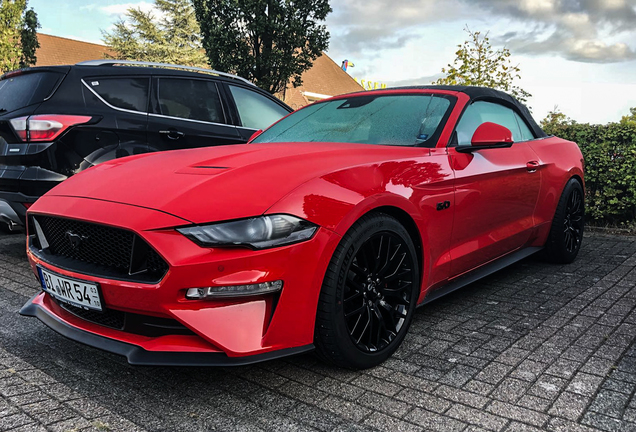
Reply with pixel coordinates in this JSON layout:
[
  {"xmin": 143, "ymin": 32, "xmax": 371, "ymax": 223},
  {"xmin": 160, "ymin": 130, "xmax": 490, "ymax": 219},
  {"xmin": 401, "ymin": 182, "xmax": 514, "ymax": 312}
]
[
  {"xmin": 48, "ymin": 142, "xmax": 451, "ymax": 225},
  {"xmin": 21, "ymin": 88, "xmax": 584, "ymax": 364},
  {"xmin": 447, "ymin": 143, "xmax": 542, "ymax": 276},
  {"xmin": 31, "ymin": 293, "xmax": 221, "ymax": 353},
  {"xmin": 527, "ymin": 138, "xmax": 585, "ymax": 242},
  {"xmin": 28, "ymin": 195, "xmax": 341, "ymax": 356}
]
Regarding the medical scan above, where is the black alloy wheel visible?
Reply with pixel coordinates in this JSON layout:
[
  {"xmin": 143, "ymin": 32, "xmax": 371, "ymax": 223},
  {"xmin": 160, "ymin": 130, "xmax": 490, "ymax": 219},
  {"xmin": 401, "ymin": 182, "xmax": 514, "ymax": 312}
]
[
  {"xmin": 563, "ymin": 186, "xmax": 584, "ymax": 254},
  {"xmin": 314, "ymin": 213, "xmax": 420, "ymax": 369},
  {"xmin": 544, "ymin": 178, "xmax": 585, "ymax": 264},
  {"xmin": 344, "ymin": 232, "xmax": 414, "ymax": 353}
]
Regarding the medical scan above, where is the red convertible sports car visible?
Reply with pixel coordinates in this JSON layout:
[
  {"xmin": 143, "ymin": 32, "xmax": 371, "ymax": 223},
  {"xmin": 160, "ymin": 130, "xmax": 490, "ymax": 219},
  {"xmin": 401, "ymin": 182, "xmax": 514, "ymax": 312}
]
[{"xmin": 20, "ymin": 86, "xmax": 584, "ymax": 369}]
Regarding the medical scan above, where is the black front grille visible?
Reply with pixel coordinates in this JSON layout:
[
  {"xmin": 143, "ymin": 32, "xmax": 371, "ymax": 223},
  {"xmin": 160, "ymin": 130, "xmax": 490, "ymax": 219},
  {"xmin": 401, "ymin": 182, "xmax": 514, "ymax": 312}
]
[
  {"xmin": 39, "ymin": 215, "xmax": 135, "ymax": 272},
  {"xmin": 30, "ymin": 215, "xmax": 168, "ymax": 283},
  {"xmin": 60, "ymin": 302, "xmax": 125, "ymax": 329}
]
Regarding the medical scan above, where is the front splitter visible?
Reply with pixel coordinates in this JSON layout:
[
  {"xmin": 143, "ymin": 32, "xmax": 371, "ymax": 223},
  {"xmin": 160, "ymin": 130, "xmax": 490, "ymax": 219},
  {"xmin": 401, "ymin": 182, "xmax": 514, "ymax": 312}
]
[{"xmin": 20, "ymin": 293, "xmax": 314, "ymax": 366}]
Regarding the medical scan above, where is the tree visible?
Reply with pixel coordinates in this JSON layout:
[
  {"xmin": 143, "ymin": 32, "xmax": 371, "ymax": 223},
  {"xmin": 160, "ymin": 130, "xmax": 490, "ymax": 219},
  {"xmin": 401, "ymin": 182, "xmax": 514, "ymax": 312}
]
[
  {"xmin": 620, "ymin": 107, "xmax": 636, "ymax": 126},
  {"xmin": 0, "ymin": 0, "xmax": 39, "ymax": 73},
  {"xmin": 540, "ymin": 106, "xmax": 575, "ymax": 130},
  {"xmin": 540, "ymin": 107, "xmax": 577, "ymax": 138},
  {"xmin": 102, "ymin": 0, "xmax": 207, "ymax": 67},
  {"xmin": 192, "ymin": 0, "xmax": 331, "ymax": 94},
  {"xmin": 20, "ymin": 7, "xmax": 38, "ymax": 67},
  {"xmin": 435, "ymin": 27, "xmax": 531, "ymax": 103}
]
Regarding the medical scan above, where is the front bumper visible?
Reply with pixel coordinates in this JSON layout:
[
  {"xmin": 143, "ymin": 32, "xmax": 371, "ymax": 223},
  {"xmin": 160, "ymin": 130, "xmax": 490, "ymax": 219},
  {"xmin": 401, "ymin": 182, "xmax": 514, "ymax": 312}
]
[
  {"xmin": 23, "ymin": 195, "xmax": 341, "ymax": 364},
  {"xmin": 20, "ymin": 294, "xmax": 313, "ymax": 366}
]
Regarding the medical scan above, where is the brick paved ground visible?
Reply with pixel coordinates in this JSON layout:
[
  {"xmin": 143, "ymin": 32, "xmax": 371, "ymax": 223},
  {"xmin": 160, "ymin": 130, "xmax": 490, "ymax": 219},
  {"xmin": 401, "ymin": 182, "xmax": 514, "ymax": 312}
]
[{"xmin": 0, "ymin": 231, "xmax": 635, "ymax": 432}]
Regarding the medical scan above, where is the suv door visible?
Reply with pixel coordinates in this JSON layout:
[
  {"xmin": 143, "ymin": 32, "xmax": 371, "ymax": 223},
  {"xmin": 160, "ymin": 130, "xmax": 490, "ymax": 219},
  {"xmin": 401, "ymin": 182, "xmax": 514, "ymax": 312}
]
[
  {"xmin": 80, "ymin": 75, "xmax": 150, "ymax": 164},
  {"xmin": 225, "ymin": 84, "xmax": 292, "ymax": 140},
  {"xmin": 148, "ymin": 77, "xmax": 241, "ymax": 150},
  {"xmin": 448, "ymin": 100, "xmax": 542, "ymax": 277}
]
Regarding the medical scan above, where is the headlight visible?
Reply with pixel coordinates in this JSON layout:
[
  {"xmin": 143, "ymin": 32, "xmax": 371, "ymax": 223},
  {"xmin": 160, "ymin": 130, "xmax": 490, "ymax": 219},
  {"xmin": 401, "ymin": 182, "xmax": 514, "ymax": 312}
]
[{"xmin": 177, "ymin": 214, "xmax": 318, "ymax": 249}]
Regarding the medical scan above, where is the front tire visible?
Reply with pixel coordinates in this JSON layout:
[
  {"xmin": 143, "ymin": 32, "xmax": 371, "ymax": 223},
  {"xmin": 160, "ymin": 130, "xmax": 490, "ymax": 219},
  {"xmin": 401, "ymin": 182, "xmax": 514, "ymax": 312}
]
[
  {"xmin": 544, "ymin": 178, "xmax": 584, "ymax": 263},
  {"xmin": 314, "ymin": 213, "xmax": 420, "ymax": 369}
]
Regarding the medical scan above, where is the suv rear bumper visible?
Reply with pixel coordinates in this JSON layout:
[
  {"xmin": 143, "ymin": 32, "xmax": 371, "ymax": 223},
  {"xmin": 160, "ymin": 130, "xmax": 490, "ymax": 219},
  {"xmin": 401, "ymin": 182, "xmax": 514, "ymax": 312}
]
[
  {"xmin": 0, "ymin": 198, "xmax": 23, "ymax": 228},
  {"xmin": 0, "ymin": 191, "xmax": 38, "ymax": 227},
  {"xmin": 0, "ymin": 165, "xmax": 67, "ymax": 226}
]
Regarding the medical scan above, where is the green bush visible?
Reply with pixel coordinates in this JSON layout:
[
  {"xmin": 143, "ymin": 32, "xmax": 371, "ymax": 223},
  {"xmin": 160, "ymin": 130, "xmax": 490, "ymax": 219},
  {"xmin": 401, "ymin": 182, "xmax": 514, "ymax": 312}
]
[{"xmin": 543, "ymin": 120, "xmax": 636, "ymax": 223}]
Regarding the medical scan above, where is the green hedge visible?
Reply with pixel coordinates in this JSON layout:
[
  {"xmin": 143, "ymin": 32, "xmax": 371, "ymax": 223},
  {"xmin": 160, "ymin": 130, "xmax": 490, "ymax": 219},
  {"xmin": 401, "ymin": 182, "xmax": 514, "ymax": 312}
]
[{"xmin": 542, "ymin": 121, "xmax": 636, "ymax": 223}]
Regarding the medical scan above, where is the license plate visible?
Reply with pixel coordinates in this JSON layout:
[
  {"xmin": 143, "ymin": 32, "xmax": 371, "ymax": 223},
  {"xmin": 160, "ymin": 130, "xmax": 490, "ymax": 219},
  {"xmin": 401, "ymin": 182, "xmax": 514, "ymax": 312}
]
[{"xmin": 37, "ymin": 267, "xmax": 103, "ymax": 312}]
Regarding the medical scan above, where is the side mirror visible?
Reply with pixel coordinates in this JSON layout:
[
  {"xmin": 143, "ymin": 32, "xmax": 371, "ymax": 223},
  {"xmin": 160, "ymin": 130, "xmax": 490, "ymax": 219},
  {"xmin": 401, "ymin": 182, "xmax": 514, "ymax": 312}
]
[
  {"xmin": 471, "ymin": 122, "xmax": 513, "ymax": 146},
  {"xmin": 248, "ymin": 129, "xmax": 263, "ymax": 143},
  {"xmin": 456, "ymin": 122, "xmax": 514, "ymax": 153}
]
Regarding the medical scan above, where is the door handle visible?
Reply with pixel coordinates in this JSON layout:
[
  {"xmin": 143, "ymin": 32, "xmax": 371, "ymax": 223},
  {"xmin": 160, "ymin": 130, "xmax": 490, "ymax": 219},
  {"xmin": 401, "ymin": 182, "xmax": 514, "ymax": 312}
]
[
  {"xmin": 526, "ymin": 161, "xmax": 540, "ymax": 172},
  {"xmin": 159, "ymin": 130, "xmax": 185, "ymax": 140}
]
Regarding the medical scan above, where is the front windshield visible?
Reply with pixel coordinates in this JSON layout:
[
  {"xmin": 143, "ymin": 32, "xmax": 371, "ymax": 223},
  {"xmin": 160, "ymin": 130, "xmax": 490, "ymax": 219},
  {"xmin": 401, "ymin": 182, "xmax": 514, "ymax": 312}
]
[{"xmin": 252, "ymin": 94, "xmax": 453, "ymax": 147}]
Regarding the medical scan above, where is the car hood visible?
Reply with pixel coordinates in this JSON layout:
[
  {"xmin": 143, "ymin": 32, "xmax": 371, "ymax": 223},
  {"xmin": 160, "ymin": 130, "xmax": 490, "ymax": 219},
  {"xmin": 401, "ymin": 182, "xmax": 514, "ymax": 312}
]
[{"xmin": 48, "ymin": 142, "xmax": 425, "ymax": 225}]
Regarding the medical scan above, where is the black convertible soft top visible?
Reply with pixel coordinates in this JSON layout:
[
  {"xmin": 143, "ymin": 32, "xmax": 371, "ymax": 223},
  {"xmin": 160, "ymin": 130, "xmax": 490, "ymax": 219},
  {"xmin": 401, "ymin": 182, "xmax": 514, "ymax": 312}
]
[{"xmin": 389, "ymin": 85, "xmax": 547, "ymax": 138}]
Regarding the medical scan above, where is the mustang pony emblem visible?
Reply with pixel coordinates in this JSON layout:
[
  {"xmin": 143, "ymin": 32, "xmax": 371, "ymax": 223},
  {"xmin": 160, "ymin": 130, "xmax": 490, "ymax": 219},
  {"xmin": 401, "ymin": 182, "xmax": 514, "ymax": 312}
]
[{"xmin": 65, "ymin": 231, "xmax": 89, "ymax": 250}]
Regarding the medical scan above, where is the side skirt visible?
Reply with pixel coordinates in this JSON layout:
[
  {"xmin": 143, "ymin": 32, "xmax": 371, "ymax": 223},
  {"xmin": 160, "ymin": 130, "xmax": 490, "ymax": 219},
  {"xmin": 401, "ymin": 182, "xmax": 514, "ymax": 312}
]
[{"xmin": 421, "ymin": 246, "xmax": 543, "ymax": 306}]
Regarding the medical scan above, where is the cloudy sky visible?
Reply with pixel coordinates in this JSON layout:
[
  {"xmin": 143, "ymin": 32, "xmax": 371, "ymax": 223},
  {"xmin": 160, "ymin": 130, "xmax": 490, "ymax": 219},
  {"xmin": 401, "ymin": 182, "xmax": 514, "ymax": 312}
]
[{"xmin": 30, "ymin": 0, "xmax": 636, "ymax": 124}]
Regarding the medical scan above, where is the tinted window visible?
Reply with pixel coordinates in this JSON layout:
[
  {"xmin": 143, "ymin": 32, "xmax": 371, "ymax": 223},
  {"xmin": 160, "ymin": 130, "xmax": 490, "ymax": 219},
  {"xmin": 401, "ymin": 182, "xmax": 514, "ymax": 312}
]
[
  {"xmin": 157, "ymin": 78, "xmax": 224, "ymax": 123},
  {"xmin": 229, "ymin": 85, "xmax": 289, "ymax": 130},
  {"xmin": 88, "ymin": 77, "xmax": 149, "ymax": 112},
  {"xmin": 0, "ymin": 72, "xmax": 64, "ymax": 114},
  {"xmin": 456, "ymin": 101, "xmax": 530, "ymax": 144},
  {"xmin": 252, "ymin": 94, "xmax": 452, "ymax": 147}
]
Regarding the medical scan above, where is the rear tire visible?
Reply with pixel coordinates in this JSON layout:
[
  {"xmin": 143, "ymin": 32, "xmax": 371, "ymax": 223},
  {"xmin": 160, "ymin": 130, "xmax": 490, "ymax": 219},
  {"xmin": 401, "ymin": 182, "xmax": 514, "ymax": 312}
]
[
  {"xmin": 314, "ymin": 213, "xmax": 419, "ymax": 369},
  {"xmin": 543, "ymin": 178, "xmax": 584, "ymax": 263}
]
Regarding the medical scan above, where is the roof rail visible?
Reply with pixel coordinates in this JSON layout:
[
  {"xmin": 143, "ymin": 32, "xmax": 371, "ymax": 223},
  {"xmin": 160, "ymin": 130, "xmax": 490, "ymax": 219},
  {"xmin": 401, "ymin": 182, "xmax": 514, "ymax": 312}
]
[{"xmin": 75, "ymin": 60, "xmax": 254, "ymax": 86}]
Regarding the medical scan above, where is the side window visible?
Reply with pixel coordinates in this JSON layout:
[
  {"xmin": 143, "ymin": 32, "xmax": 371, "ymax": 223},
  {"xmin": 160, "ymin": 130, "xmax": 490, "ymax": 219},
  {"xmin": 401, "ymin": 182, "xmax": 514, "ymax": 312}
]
[
  {"xmin": 157, "ymin": 78, "xmax": 224, "ymax": 123},
  {"xmin": 228, "ymin": 85, "xmax": 289, "ymax": 130},
  {"xmin": 455, "ymin": 101, "xmax": 526, "ymax": 145},
  {"xmin": 514, "ymin": 112, "xmax": 535, "ymax": 141},
  {"xmin": 88, "ymin": 77, "xmax": 149, "ymax": 112}
]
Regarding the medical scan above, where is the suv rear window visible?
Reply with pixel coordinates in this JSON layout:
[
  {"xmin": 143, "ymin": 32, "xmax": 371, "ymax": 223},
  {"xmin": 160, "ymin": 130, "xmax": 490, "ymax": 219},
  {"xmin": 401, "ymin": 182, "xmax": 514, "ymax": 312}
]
[
  {"xmin": 87, "ymin": 77, "xmax": 150, "ymax": 112},
  {"xmin": 0, "ymin": 71, "xmax": 64, "ymax": 114}
]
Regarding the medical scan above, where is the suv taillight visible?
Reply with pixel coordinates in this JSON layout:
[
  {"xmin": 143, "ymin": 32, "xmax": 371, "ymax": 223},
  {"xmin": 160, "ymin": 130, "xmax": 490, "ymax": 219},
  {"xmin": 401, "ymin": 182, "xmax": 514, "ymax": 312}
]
[
  {"xmin": 9, "ymin": 115, "xmax": 91, "ymax": 142},
  {"xmin": 8, "ymin": 117, "xmax": 27, "ymax": 140}
]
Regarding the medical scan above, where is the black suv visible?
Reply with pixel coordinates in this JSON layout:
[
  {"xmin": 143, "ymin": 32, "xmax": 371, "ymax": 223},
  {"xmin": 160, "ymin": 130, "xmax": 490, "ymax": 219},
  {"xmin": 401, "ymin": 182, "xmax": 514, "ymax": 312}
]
[{"xmin": 0, "ymin": 60, "xmax": 292, "ymax": 231}]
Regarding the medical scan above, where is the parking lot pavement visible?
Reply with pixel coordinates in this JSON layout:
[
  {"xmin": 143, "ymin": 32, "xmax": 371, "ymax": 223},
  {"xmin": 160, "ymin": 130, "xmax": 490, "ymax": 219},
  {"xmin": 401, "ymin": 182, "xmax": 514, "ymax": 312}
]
[{"xmin": 0, "ymin": 232, "xmax": 634, "ymax": 432}]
